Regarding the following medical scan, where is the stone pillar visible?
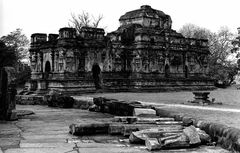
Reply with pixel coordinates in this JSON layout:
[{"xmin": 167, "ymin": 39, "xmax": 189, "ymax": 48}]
[
  {"xmin": 0, "ymin": 67, "xmax": 17, "ymax": 120},
  {"xmin": 51, "ymin": 50, "xmax": 55, "ymax": 72},
  {"xmin": 54, "ymin": 51, "xmax": 59, "ymax": 72}
]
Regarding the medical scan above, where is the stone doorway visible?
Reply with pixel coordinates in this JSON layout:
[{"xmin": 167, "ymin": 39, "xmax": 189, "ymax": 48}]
[
  {"xmin": 92, "ymin": 63, "xmax": 102, "ymax": 90},
  {"xmin": 44, "ymin": 61, "xmax": 51, "ymax": 79},
  {"xmin": 165, "ymin": 64, "xmax": 170, "ymax": 78},
  {"xmin": 184, "ymin": 65, "xmax": 189, "ymax": 78},
  {"xmin": 44, "ymin": 61, "xmax": 51, "ymax": 89}
]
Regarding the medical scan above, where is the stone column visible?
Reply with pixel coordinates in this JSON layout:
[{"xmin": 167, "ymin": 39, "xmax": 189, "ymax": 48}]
[
  {"xmin": 51, "ymin": 50, "xmax": 55, "ymax": 72},
  {"xmin": 54, "ymin": 52, "xmax": 59, "ymax": 72}
]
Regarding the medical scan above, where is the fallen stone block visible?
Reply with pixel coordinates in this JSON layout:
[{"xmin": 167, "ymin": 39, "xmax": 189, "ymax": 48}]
[
  {"xmin": 122, "ymin": 124, "xmax": 159, "ymax": 137},
  {"xmin": 157, "ymin": 125, "xmax": 184, "ymax": 131},
  {"xmin": 162, "ymin": 133, "xmax": 190, "ymax": 149},
  {"xmin": 133, "ymin": 108, "xmax": 156, "ymax": 117},
  {"xmin": 129, "ymin": 131, "xmax": 147, "ymax": 144},
  {"xmin": 156, "ymin": 121, "xmax": 183, "ymax": 125},
  {"xmin": 69, "ymin": 123, "xmax": 109, "ymax": 135},
  {"xmin": 129, "ymin": 128, "xmax": 183, "ymax": 144},
  {"xmin": 108, "ymin": 123, "xmax": 124, "ymax": 135},
  {"xmin": 112, "ymin": 116, "xmax": 137, "ymax": 124},
  {"xmin": 196, "ymin": 128, "xmax": 211, "ymax": 144},
  {"xmin": 145, "ymin": 138, "xmax": 162, "ymax": 151},
  {"xmin": 136, "ymin": 117, "xmax": 174, "ymax": 124},
  {"xmin": 93, "ymin": 97, "xmax": 105, "ymax": 106},
  {"xmin": 88, "ymin": 104, "xmax": 100, "ymax": 112},
  {"xmin": 160, "ymin": 133, "xmax": 182, "ymax": 142},
  {"xmin": 183, "ymin": 125, "xmax": 201, "ymax": 145},
  {"xmin": 73, "ymin": 99, "xmax": 94, "ymax": 109},
  {"xmin": 182, "ymin": 116, "xmax": 194, "ymax": 126},
  {"xmin": 109, "ymin": 123, "xmax": 154, "ymax": 136}
]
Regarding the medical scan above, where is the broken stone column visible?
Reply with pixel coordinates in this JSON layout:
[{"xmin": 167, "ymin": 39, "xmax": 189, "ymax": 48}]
[{"xmin": 0, "ymin": 67, "xmax": 18, "ymax": 120}]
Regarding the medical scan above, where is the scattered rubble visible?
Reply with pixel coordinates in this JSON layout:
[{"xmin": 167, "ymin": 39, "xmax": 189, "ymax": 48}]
[{"xmin": 69, "ymin": 97, "xmax": 215, "ymax": 151}]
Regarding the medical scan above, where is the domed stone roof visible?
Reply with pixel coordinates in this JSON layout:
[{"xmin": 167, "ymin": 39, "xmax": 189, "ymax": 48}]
[
  {"xmin": 119, "ymin": 5, "xmax": 172, "ymax": 29},
  {"xmin": 119, "ymin": 5, "xmax": 168, "ymax": 21}
]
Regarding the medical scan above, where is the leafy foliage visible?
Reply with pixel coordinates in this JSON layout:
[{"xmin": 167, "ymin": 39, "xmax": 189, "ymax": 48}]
[
  {"xmin": 179, "ymin": 24, "xmax": 238, "ymax": 87},
  {"xmin": 0, "ymin": 29, "xmax": 30, "ymax": 85},
  {"xmin": 0, "ymin": 40, "xmax": 16, "ymax": 67},
  {"xmin": 0, "ymin": 29, "xmax": 29, "ymax": 62}
]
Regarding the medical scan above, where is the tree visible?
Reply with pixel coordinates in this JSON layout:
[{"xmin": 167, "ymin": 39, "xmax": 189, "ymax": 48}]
[
  {"xmin": 0, "ymin": 29, "xmax": 30, "ymax": 62},
  {"xmin": 179, "ymin": 24, "xmax": 238, "ymax": 86},
  {"xmin": 178, "ymin": 23, "xmax": 212, "ymax": 39},
  {"xmin": 0, "ymin": 29, "xmax": 31, "ymax": 86},
  {"xmin": 69, "ymin": 11, "xmax": 104, "ymax": 34},
  {"xmin": 0, "ymin": 40, "xmax": 16, "ymax": 67}
]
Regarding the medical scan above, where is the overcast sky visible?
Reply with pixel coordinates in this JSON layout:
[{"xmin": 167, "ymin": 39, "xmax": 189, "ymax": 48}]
[{"xmin": 1, "ymin": 0, "xmax": 240, "ymax": 38}]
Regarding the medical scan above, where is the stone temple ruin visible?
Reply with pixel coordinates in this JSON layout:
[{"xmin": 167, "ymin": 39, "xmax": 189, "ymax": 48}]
[{"xmin": 28, "ymin": 5, "xmax": 214, "ymax": 94}]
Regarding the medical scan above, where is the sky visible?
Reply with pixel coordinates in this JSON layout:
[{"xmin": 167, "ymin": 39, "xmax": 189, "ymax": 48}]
[{"xmin": 1, "ymin": 0, "xmax": 240, "ymax": 39}]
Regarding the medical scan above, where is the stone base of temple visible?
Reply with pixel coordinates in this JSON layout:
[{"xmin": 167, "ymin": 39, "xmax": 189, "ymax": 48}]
[{"xmin": 26, "ymin": 77, "xmax": 215, "ymax": 95}]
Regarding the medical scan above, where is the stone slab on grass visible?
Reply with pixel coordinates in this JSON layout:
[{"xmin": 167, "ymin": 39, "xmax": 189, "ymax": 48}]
[{"xmin": 133, "ymin": 108, "xmax": 156, "ymax": 117}]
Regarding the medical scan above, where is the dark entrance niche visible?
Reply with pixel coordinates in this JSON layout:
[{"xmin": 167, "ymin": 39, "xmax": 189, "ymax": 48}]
[
  {"xmin": 184, "ymin": 65, "xmax": 189, "ymax": 78},
  {"xmin": 44, "ymin": 61, "xmax": 51, "ymax": 79},
  {"xmin": 165, "ymin": 64, "xmax": 170, "ymax": 78},
  {"xmin": 45, "ymin": 61, "xmax": 51, "ymax": 73},
  {"xmin": 92, "ymin": 63, "xmax": 102, "ymax": 90}
]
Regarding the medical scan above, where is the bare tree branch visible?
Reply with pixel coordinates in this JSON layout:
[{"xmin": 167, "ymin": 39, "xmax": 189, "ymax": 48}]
[{"xmin": 68, "ymin": 11, "xmax": 104, "ymax": 34}]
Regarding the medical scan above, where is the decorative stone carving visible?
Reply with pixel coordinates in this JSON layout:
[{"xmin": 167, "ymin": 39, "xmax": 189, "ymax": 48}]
[{"xmin": 27, "ymin": 5, "xmax": 214, "ymax": 94}]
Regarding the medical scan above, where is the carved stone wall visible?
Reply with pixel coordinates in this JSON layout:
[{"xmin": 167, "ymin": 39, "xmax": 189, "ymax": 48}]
[{"xmin": 27, "ymin": 5, "xmax": 214, "ymax": 94}]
